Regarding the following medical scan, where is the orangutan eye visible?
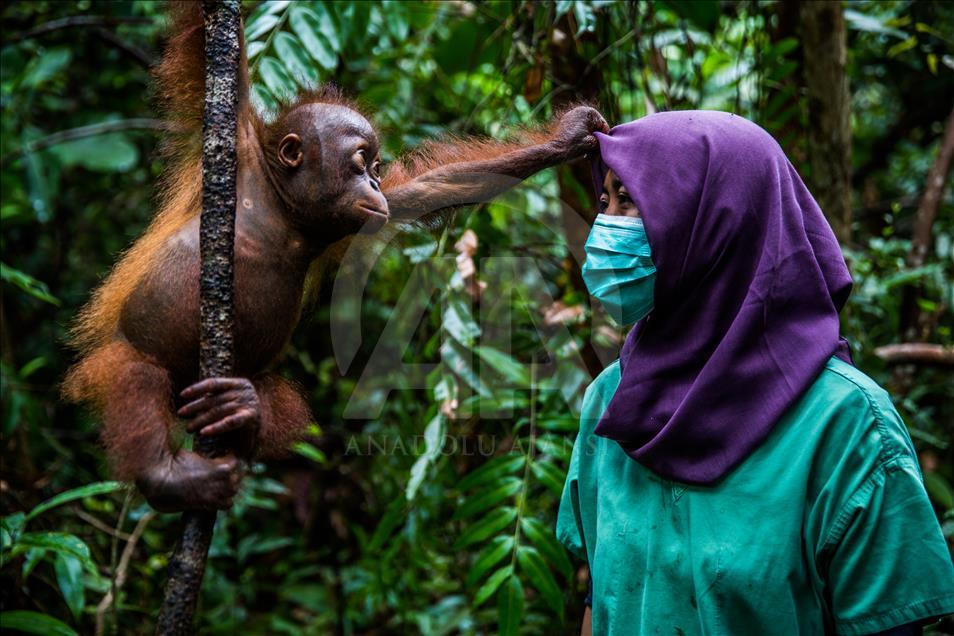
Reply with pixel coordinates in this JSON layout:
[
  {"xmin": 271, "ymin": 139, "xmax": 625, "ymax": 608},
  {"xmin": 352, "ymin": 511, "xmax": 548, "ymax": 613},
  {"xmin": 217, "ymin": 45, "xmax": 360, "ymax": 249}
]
[
  {"xmin": 370, "ymin": 159, "xmax": 381, "ymax": 179},
  {"xmin": 353, "ymin": 150, "xmax": 367, "ymax": 171}
]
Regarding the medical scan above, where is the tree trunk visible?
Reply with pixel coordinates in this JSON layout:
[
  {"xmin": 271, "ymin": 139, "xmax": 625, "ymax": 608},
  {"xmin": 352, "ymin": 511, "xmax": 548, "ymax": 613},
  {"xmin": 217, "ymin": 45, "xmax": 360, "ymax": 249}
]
[
  {"xmin": 799, "ymin": 0, "xmax": 852, "ymax": 243},
  {"xmin": 899, "ymin": 106, "xmax": 954, "ymax": 341},
  {"xmin": 155, "ymin": 1, "xmax": 241, "ymax": 633}
]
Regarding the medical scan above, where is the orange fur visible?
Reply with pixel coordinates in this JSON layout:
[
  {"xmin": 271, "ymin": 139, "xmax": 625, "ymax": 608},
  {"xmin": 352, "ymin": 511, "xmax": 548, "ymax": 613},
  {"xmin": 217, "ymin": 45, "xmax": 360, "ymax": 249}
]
[
  {"xmin": 380, "ymin": 129, "xmax": 553, "ymax": 192},
  {"xmin": 66, "ymin": 8, "xmax": 362, "ymax": 358},
  {"xmin": 254, "ymin": 375, "xmax": 312, "ymax": 458},
  {"xmin": 64, "ymin": 340, "xmax": 173, "ymax": 479},
  {"xmin": 64, "ymin": 0, "xmax": 568, "ymax": 480}
]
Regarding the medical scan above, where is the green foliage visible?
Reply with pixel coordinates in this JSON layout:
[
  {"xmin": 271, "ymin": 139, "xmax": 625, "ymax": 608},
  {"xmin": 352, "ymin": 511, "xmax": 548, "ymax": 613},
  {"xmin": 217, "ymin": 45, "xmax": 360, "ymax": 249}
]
[
  {"xmin": 1, "ymin": 0, "xmax": 952, "ymax": 634},
  {"xmin": 1, "ymin": 483, "xmax": 120, "ymax": 626}
]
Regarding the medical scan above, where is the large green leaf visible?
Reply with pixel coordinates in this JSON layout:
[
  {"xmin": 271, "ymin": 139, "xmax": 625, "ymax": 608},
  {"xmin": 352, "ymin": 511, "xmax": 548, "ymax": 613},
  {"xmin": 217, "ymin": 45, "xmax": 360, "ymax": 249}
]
[
  {"xmin": 406, "ymin": 414, "xmax": 446, "ymax": 501},
  {"xmin": 497, "ymin": 575, "xmax": 524, "ymax": 636},
  {"xmin": 0, "ymin": 611, "xmax": 77, "ymax": 636},
  {"xmin": 247, "ymin": 40, "xmax": 266, "ymax": 60},
  {"xmin": 259, "ymin": 56, "xmax": 298, "ymax": 101},
  {"xmin": 339, "ymin": 1, "xmax": 374, "ymax": 50},
  {"xmin": 457, "ymin": 454, "xmax": 525, "ymax": 491},
  {"xmin": 245, "ymin": 13, "xmax": 280, "ymax": 42},
  {"xmin": 27, "ymin": 481, "xmax": 122, "ymax": 521},
  {"xmin": 444, "ymin": 297, "xmax": 481, "ymax": 346},
  {"xmin": 536, "ymin": 415, "xmax": 579, "ymax": 433},
  {"xmin": 273, "ymin": 32, "xmax": 319, "ymax": 88},
  {"xmin": 535, "ymin": 434, "xmax": 571, "ymax": 462},
  {"xmin": 466, "ymin": 535, "xmax": 514, "ymax": 587},
  {"xmin": 531, "ymin": 460, "xmax": 566, "ymax": 495},
  {"xmin": 441, "ymin": 341, "xmax": 491, "ymax": 397},
  {"xmin": 520, "ymin": 516, "xmax": 573, "ymax": 580},
  {"xmin": 453, "ymin": 507, "xmax": 517, "ymax": 549},
  {"xmin": 245, "ymin": 0, "xmax": 291, "ymax": 27},
  {"xmin": 0, "ymin": 264, "xmax": 60, "ymax": 306},
  {"xmin": 293, "ymin": 441, "xmax": 327, "ymax": 464},
  {"xmin": 251, "ymin": 83, "xmax": 279, "ymax": 114},
  {"xmin": 308, "ymin": 2, "xmax": 341, "ymax": 53},
  {"xmin": 472, "ymin": 564, "xmax": 512, "ymax": 607},
  {"xmin": 516, "ymin": 546, "xmax": 563, "ymax": 617},
  {"xmin": 453, "ymin": 477, "xmax": 522, "ymax": 520},
  {"xmin": 383, "ymin": 0, "xmax": 410, "ymax": 41},
  {"xmin": 474, "ymin": 346, "xmax": 530, "ymax": 387},
  {"xmin": 289, "ymin": 6, "xmax": 337, "ymax": 70},
  {"xmin": 13, "ymin": 533, "xmax": 93, "ymax": 572},
  {"xmin": 21, "ymin": 49, "xmax": 71, "ymax": 89},
  {"xmin": 844, "ymin": 9, "xmax": 907, "ymax": 38},
  {"xmin": 47, "ymin": 133, "xmax": 138, "ymax": 173},
  {"xmin": 53, "ymin": 554, "xmax": 84, "ymax": 620},
  {"xmin": 1, "ymin": 513, "xmax": 25, "ymax": 547},
  {"xmin": 21, "ymin": 548, "xmax": 45, "ymax": 579}
]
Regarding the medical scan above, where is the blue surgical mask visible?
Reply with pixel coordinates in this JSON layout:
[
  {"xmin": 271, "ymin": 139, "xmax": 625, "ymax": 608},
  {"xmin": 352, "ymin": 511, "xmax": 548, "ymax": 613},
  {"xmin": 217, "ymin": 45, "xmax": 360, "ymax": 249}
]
[{"xmin": 582, "ymin": 214, "xmax": 656, "ymax": 325}]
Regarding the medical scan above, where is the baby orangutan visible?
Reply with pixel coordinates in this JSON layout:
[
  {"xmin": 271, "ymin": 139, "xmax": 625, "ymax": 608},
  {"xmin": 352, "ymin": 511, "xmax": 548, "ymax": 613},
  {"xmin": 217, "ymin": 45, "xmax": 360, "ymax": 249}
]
[{"xmin": 64, "ymin": 1, "xmax": 608, "ymax": 512}]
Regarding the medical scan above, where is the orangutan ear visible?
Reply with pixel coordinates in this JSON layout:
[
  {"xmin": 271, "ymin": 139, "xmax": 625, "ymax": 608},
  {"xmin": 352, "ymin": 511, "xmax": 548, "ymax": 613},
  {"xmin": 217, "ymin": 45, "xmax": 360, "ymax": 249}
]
[{"xmin": 277, "ymin": 133, "xmax": 304, "ymax": 168}]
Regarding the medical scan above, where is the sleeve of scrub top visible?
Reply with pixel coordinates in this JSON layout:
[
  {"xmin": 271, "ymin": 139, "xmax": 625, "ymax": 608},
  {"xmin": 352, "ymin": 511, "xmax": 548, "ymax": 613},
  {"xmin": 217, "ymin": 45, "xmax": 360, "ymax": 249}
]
[
  {"xmin": 556, "ymin": 428, "xmax": 586, "ymax": 560},
  {"xmin": 556, "ymin": 371, "xmax": 612, "ymax": 561},
  {"xmin": 819, "ymin": 454, "xmax": 954, "ymax": 636}
]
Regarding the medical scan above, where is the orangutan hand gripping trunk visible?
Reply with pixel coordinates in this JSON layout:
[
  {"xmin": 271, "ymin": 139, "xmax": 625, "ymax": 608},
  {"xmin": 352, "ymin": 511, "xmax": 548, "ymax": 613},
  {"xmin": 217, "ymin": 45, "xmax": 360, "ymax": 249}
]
[{"xmin": 63, "ymin": 1, "xmax": 608, "ymax": 513}]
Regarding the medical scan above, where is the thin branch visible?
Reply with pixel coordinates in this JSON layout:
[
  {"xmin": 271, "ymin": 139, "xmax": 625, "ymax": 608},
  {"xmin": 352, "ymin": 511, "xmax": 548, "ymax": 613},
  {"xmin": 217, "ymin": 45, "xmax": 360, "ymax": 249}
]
[
  {"xmin": 899, "ymin": 106, "xmax": 954, "ymax": 342},
  {"xmin": 908, "ymin": 106, "xmax": 954, "ymax": 270},
  {"xmin": 582, "ymin": 29, "xmax": 636, "ymax": 79},
  {"xmin": 92, "ymin": 26, "xmax": 154, "ymax": 68},
  {"xmin": 73, "ymin": 507, "xmax": 132, "ymax": 541},
  {"xmin": 95, "ymin": 511, "xmax": 156, "ymax": 636},
  {"xmin": 875, "ymin": 343, "xmax": 954, "ymax": 366},
  {"xmin": 8, "ymin": 15, "xmax": 152, "ymax": 43},
  {"xmin": 1, "ymin": 119, "xmax": 167, "ymax": 167}
]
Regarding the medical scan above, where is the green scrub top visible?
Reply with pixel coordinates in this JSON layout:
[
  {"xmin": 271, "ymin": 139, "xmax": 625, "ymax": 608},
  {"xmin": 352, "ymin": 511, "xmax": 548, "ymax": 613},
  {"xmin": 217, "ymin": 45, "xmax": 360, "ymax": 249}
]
[{"xmin": 556, "ymin": 356, "xmax": 954, "ymax": 635}]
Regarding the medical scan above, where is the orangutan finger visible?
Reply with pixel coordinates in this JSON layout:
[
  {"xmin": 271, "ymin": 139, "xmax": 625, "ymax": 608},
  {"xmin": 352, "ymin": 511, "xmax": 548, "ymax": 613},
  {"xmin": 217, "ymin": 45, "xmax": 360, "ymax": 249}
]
[
  {"xmin": 184, "ymin": 402, "xmax": 245, "ymax": 432},
  {"xmin": 199, "ymin": 410, "xmax": 255, "ymax": 437},
  {"xmin": 178, "ymin": 390, "xmax": 243, "ymax": 418},
  {"xmin": 180, "ymin": 377, "xmax": 249, "ymax": 400}
]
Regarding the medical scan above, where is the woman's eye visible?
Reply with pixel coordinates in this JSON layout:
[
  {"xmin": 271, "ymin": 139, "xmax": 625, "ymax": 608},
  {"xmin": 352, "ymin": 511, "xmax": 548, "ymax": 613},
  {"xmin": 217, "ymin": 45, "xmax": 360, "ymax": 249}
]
[
  {"xmin": 618, "ymin": 192, "xmax": 632, "ymax": 204},
  {"xmin": 599, "ymin": 200, "xmax": 609, "ymax": 212}
]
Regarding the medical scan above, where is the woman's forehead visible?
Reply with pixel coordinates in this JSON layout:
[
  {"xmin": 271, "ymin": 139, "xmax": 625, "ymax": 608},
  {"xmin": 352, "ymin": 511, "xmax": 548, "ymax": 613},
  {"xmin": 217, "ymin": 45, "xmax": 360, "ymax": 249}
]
[{"xmin": 602, "ymin": 169, "xmax": 621, "ymax": 192}]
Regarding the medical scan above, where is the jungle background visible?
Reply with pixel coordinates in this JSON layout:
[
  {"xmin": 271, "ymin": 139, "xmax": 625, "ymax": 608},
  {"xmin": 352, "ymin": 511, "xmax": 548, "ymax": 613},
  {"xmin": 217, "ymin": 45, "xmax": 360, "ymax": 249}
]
[{"xmin": 1, "ymin": 1, "xmax": 953, "ymax": 634}]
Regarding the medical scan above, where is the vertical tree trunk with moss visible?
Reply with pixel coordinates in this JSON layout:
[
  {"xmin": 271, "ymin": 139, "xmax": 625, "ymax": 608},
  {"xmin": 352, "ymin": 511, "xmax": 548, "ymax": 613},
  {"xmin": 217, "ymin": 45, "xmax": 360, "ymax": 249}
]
[
  {"xmin": 156, "ymin": 1, "xmax": 240, "ymax": 633},
  {"xmin": 799, "ymin": 0, "xmax": 853, "ymax": 243}
]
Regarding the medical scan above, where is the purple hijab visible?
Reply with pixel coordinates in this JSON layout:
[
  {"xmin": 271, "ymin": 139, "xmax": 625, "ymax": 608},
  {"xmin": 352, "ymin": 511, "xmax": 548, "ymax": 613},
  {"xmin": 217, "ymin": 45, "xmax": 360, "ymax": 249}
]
[{"xmin": 592, "ymin": 111, "xmax": 852, "ymax": 485}]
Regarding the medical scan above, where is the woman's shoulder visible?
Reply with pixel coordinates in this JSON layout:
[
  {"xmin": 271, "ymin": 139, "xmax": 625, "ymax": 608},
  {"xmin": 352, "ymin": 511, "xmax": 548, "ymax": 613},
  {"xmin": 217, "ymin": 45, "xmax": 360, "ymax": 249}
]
[
  {"xmin": 813, "ymin": 356, "xmax": 893, "ymax": 413},
  {"xmin": 585, "ymin": 359, "xmax": 622, "ymax": 398},
  {"xmin": 576, "ymin": 360, "xmax": 623, "ymax": 434},
  {"xmin": 582, "ymin": 360, "xmax": 622, "ymax": 411},
  {"xmin": 800, "ymin": 357, "xmax": 921, "ymax": 487}
]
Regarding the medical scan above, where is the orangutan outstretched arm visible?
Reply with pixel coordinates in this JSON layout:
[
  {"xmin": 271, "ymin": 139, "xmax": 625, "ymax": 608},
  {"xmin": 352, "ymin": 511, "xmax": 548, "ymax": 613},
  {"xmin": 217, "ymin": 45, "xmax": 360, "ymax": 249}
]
[{"xmin": 382, "ymin": 106, "xmax": 608, "ymax": 222}]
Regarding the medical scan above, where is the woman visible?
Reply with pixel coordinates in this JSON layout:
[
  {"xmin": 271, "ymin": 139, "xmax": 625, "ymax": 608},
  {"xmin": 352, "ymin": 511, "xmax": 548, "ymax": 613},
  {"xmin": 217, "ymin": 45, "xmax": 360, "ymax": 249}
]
[{"xmin": 556, "ymin": 111, "xmax": 954, "ymax": 635}]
